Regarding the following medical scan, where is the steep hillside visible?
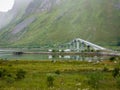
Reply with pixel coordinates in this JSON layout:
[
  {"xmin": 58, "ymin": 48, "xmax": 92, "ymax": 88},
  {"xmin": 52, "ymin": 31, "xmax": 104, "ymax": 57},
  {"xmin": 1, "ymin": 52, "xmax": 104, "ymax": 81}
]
[
  {"xmin": 0, "ymin": 0, "xmax": 32, "ymax": 29},
  {"xmin": 0, "ymin": 0, "xmax": 120, "ymax": 48}
]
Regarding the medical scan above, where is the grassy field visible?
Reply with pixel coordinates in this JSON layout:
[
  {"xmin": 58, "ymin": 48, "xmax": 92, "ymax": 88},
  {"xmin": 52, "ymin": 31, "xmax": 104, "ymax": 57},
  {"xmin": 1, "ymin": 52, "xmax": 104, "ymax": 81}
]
[{"xmin": 0, "ymin": 60, "xmax": 120, "ymax": 90}]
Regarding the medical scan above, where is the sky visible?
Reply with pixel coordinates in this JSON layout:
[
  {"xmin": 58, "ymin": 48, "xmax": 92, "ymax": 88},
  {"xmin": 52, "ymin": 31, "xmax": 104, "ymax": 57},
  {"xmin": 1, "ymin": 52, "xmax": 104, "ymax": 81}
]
[{"xmin": 0, "ymin": 0, "xmax": 14, "ymax": 12}]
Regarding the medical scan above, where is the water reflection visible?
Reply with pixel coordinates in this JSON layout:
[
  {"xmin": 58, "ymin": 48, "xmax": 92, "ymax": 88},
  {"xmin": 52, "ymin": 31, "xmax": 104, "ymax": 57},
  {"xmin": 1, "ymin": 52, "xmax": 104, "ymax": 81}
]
[
  {"xmin": 0, "ymin": 49, "xmax": 109, "ymax": 61},
  {"xmin": 0, "ymin": 53, "xmax": 107, "ymax": 61},
  {"xmin": 48, "ymin": 55, "xmax": 107, "ymax": 61}
]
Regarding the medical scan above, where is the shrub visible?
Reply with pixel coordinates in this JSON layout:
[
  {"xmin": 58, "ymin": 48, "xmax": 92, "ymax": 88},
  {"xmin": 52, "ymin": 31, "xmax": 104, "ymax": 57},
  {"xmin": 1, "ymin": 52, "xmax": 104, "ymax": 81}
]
[
  {"xmin": 47, "ymin": 75, "xmax": 54, "ymax": 87},
  {"xmin": 0, "ymin": 69, "xmax": 3, "ymax": 78},
  {"xmin": 0, "ymin": 68, "xmax": 8, "ymax": 78},
  {"xmin": 112, "ymin": 67, "xmax": 120, "ymax": 78},
  {"xmin": 16, "ymin": 69, "xmax": 26, "ymax": 80},
  {"xmin": 102, "ymin": 67, "xmax": 109, "ymax": 72},
  {"xmin": 0, "ymin": 68, "xmax": 27, "ymax": 83},
  {"xmin": 91, "ymin": 49, "xmax": 95, "ymax": 52},
  {"xmin": 52, "ymin": 49, "xmax": 56, "ymax": 52},
  {"xmin": 0, "ymin": 68, "xmax": 15, "ymax": 84},
  {"xmin": 55, "ymin": 70, "xmax": 60, "ymax": 75},
  {"xmin": 109, "ymin": 57, "xmax": 116, "ymax": 62},
  {"xmin": 5, "ymin": 75, "xmax": 15, "ymax": 84}
]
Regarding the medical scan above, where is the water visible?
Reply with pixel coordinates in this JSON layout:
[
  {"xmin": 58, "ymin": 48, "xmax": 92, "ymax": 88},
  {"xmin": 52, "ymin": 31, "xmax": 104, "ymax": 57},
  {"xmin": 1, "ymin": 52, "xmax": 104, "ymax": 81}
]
[
  {"xmin": 0, "ymin": 48, "xmax": 109, "ymax": 61},
  {"xmin": 0, "ymin": 54, "xmax": 104, "ymax": 61}
]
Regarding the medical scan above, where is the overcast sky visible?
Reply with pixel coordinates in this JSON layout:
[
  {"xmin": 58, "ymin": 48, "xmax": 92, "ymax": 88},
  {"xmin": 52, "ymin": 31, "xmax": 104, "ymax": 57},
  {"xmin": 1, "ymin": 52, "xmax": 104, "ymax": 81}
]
[{"xmin": 0, "ymin": 0, "xmax": 14, "ymax": 12}]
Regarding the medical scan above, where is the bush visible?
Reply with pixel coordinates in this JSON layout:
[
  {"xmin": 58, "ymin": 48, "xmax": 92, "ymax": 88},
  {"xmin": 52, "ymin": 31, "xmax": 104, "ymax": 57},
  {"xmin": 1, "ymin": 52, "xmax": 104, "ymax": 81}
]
[
  {"xmin": 109, "ymin": 57, "xmax": 116, "ymax": 62},
  {"xmin": 5, "ymin": 75, "xmax": 15, "ymax": 84},
  {"xmin": 112, "ymin": 67, "xmax": 120, "ymax": 78},
  {"xmin": 0, "ymin": 68, "xmax": 8, "ymax": 78},
  {"xmin": 55, "ymin": 70, "xmax": 60, "ymax": 75},
  {"xmin": 0, "ymin": 68, "xmax": 27, "ymax": 84},
  {"xmin": 102, "ymin": 67, "xmax": 109, "ymax": 72},
  {"xmin": 0, "ymin": 69, "xmax": 3, "ymax": 78},
  {"xmin": 0, "ymin": 68, "xmax": 15, "ymax": 84},
  {"xmin": 16, "ymin": 69, "xmax": 26, "ymax": 80},
  {"xmin": 52, "ymin": 49, "xmax": 56, "ymax": 52},
  {"xmin": 47, "ymin": 75, "xmax": 54, "ymax": 87}
]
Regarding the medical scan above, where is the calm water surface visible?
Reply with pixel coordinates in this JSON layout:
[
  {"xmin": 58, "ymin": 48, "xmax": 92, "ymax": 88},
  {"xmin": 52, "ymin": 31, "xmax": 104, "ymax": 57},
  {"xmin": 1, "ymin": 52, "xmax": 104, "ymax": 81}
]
[{"xmin": 0, "ymin": 48, "xmax": 109, "ymax": 61}]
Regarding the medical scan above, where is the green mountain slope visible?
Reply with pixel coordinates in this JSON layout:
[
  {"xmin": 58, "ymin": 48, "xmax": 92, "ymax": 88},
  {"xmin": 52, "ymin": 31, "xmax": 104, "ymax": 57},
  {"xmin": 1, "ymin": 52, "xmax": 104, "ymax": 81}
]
[{"xmin": 0, "ymin": 0, "xmax": 120, "ymax": 48}]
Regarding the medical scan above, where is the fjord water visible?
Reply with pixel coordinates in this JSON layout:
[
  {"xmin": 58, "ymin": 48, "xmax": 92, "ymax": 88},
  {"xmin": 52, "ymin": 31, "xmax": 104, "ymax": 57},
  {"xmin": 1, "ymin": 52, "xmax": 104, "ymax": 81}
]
[{"xmin": 0, "ymin": 49, "xmax": 108, "ymax": 61}]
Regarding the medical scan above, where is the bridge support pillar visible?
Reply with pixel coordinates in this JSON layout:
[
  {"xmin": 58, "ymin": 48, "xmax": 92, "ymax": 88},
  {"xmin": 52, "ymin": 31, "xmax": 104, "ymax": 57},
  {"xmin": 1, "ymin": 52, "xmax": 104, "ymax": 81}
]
[{"xmin": 76, "ymin": 40, "xmax": 80, "ymax": 52}]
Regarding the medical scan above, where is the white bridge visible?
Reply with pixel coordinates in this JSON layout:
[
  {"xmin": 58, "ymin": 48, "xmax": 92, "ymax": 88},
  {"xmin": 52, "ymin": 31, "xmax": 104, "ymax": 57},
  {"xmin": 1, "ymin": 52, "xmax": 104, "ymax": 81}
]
[{"xmin": 60, "ymin": 38, "xmax": 106, "ymax": 52}]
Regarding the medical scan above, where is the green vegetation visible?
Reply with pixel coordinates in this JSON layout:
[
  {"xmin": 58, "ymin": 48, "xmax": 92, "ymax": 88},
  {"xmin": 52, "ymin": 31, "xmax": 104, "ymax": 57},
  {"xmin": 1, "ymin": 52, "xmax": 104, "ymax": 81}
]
[
  {"xmin": 112, "ymin": 67, "xmax": 120, "ymax": 78},
  {"xmin": 0, "ymin": 60, "xmax": 120, "ymax": 90},
  {"xmin": 0, "ymin": 68, "xmax": 26, "ymax": 84},
  {"xmin": 87, "ymin": 72, "xmax": 103, "ymax": 89},
  {"xmin": 116, "ymin": 77, "xmax": 120, "ymax": 89},
  {"xmin": 0, "ymin": 0, "xmax": 120, "ymax": 49},
  {"xmin": 16, "ymin": 69, "xmax": 26, "ymax": 80},
  {"xmin": 47, "ymin": 75, "xmax": 55, "ymax": 87}
]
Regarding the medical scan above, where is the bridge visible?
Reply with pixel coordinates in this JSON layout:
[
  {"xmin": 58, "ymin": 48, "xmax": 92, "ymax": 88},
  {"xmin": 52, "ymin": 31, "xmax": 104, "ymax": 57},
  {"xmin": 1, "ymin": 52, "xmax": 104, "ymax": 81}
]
[
  {"xmin": 60, "ymin": 38, "xmax": 107, "ymax": 52},
  {"xmin": 13, "ymin": 38, "xmax": 120, "ymax": 57}
]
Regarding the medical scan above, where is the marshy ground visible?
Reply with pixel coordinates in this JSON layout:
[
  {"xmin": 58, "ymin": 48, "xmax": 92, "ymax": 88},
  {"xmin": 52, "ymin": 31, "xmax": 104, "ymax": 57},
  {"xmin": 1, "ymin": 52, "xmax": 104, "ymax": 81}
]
[{"xmin": 0, "ymin": 60, "xmax": 120, "ymax": 90}]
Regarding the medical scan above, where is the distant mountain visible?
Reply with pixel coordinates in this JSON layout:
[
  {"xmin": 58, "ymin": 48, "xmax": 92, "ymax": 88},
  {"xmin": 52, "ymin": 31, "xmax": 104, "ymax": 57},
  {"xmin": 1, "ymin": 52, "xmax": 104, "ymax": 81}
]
[
  {"xmin": 0, "ymin": 0, "xmax": 120, "ymax": 48},
  {"xmin": 0, "ymin": 0, "xmax": 32, "ymax": 29}
]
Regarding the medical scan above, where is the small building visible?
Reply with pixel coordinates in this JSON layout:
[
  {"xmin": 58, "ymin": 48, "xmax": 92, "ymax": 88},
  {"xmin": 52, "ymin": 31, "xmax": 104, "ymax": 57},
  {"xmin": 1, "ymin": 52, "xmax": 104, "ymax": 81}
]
[
  {"xmin": 64, "ymin": 49, "xmax": 71, "ymax": 52},
  {"xmin": 48, "ymin": 49, "xmax": 52, "ymax": 52}
]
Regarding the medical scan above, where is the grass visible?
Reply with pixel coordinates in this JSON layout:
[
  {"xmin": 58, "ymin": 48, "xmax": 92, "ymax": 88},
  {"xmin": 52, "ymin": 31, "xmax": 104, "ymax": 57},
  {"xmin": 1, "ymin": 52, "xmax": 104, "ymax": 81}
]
[{"xmin": 0, "ymin": 60, "xmax": 119, "ymax": 90}]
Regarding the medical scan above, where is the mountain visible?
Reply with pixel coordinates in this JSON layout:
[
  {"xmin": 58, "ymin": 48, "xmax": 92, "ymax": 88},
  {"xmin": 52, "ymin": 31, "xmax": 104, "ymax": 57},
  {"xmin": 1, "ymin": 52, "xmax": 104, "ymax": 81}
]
[
  {"xmin": 0, "ymin": 0, "xmax": 32, "ymax": 29},
  {"xmin": 0, "ymin": 0, "xmax": 120, "ymax": 48}
]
